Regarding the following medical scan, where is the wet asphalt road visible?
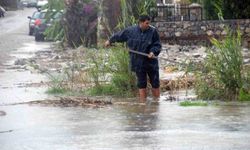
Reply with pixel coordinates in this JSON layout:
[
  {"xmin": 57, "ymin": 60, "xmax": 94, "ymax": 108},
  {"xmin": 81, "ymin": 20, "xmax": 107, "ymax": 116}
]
[
  {"xmin": 0, "ymin": 8, "xmax": 52, "ymax": 104},
  {"xmin": 0, "ymin": 8, "xmax": 250, "ymax": 150}
]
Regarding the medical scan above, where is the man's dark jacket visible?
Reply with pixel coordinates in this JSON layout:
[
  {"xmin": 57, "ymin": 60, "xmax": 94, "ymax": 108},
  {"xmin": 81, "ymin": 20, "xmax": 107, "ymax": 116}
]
[{"xmin": 109, "ymin": 25, "xmax": 162, "ymax": 72}]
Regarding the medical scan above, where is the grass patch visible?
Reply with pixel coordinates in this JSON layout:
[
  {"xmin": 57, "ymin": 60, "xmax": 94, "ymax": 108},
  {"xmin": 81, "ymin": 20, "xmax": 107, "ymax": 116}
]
[
  {"xmin": 179, "ymin": 101, "xmax": 208, "ymax": 107},
  {"xmin": 46, "ymin": 87, "xmax": 67, "ymax": 95},
  {"xmin": 85, "ymin": 84, "xmax": 135, "ymax": 97},
  {"xmin": 83, "ymin": 46, "xmax": 137, "ymax": 97},
  {"xmin": 239, "ymin": 88, "xmax": 250, "ymax": 101},
  {"xmin": 86, "ymin": 85, "xmax": 115, "ymax": 96}
]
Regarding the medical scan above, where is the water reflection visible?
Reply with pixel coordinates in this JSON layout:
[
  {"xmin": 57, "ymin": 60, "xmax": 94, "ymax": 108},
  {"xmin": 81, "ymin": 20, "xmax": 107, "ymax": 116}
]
[
  {"xmin": 121, "ymin": 102, "xmax": 159, "ymax": 132},
  {"xmin": 117, "ymin": 102, "xmax": 160, "ymax": 149},
  {"xmin": 212, "ymin": 105, "xmax": 250, "ymax": 132},
  {"xmin": 1, "ymin": 102, "xmax": 250, "ymax": 150}
]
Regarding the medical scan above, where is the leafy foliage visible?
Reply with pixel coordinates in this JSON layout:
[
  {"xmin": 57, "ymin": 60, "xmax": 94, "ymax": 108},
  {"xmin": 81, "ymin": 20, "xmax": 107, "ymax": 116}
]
[
  {"xmin": 104, "ymin": 0, "xmax": 156, "ymax": 32},
  {"xmin": 239, "ymin": 89, "xmax": 250, "ymax": 101},
  {"xmin": 108, "ymin": 46, "xmax": 137, "ymax": 96},
  {"xmin": 85, "ymin": 46, "xmax": 137, "ymax": 97},
  {"xmin": 46, "ymin": 73, "xmax": 68, "ymax": 94},
  {"xmin": 46, "ymin": 0, "xmax": 64, "ymax": 10},
  {"xmin": 42, "ymin": 0, "xmax": 65, "ymax": 41},
  {"xmin": 223, "ymin": 0, "xmax": 250, "ymax": 19},
  {"xmin": 190, "ymin": 0, "xmax": 250, "ymax": 20},
  {"xmin": 194, "ymin": 28, "xmax": 246, "ymax": 100},
  {"xmin": 44, "ymin": 16, "xmax": 64, "ymax": 41}
]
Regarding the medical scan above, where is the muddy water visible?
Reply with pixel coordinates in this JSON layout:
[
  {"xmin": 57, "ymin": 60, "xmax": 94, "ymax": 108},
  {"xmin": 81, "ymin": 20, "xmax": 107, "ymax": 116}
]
[
  {"xmin": 0, "ymin": 8, "xmax": 53, "ymax": 105},
  {"xmin": 0, "ymin": 42, "xmax": 53, "ymax": 104},
  {"xmin": 1, "ymin": 101, "xmax": 250, "ymax": 150},
  {"xmin": 1, "ymin": 8, "xmax": 250, "ymax": 150}
]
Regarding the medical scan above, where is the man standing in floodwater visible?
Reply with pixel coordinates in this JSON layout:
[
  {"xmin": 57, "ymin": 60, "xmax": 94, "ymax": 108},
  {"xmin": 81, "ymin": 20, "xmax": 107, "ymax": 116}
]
[{"xmin": 104, "ymin": 15, "xmax": 162, "ymax": 102}]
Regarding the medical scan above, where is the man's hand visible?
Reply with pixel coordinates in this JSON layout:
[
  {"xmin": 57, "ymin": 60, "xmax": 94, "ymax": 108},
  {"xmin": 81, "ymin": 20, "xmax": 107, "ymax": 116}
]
[
  {"xmin": 148, "ymin": 52, "xmax": 155, "ymax": 59},
  {"xmin": 104, "ymin": 40, "xmax": 111, "ymax": 47}
]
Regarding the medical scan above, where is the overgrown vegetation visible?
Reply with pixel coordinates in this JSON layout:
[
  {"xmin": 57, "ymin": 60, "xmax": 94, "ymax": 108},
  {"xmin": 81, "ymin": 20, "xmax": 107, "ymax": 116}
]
[
  {"xmin": 44, "ymin": 46, "xmax": 136, "ymax": 97},
  {"xmin": 84, "ymin": 0, "xmax": 156, "ymax": 97},
  {"xmin": 191, "ymin": 2, "xmax": 250, "ymax": 101},
  {"xmin": 44, "ymin": 0, "xmax": 156, "ymax": 46},
  {"xmin": 46, "ymin": 0, "xmax": 157, "ymax": 97},
  {"xmin": 116, "ymin": 0, "xmax": 155, "ymax": 30},
  {"xmin": 46, "ymin": 73, "xmax": 68, "ymax": 95},
  {"xmin": 85, "ymin": 46, "xmax": 137, "ymax": 97},
  {"xmin": 194, "ymin": 28, "xmax": 250, "ymax": 100},
  {"xmin": 43, "ymin": 0, "xmax": 65, "ymax": 42},
  {"xmin": 43, "ymin": 0, "xmax": 98, "ymax": 47},
  {"xmin": 44, "ymin": 18, "xmax": 64, "ymax": 41},
  {"xmin": 102, "ymin": 0, "xmax": 156, "ymax": 35}
]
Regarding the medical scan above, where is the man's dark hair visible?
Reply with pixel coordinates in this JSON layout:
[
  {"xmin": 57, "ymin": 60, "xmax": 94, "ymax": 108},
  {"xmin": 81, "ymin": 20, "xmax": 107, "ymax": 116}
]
[{"xmin": 139, "ymin": 15, "xmax": 151, "ymax": 22}]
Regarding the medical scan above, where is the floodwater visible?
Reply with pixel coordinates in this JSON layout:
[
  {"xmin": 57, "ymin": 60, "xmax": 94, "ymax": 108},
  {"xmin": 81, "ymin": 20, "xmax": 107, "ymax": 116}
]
[
  {"xmin": 1, "ymin": 101, "xmax": 250, "ymax": 150},
  {"xmin": 0, "ymin": 42, "xmax": 52, "ymax": 105},
  {"xmin": 0, "ymin": 8, "xmax": 52, "ymax": 105},
  {"xmin": 1, "ymin": 8, "xmax": 250, "ymax": 150}
]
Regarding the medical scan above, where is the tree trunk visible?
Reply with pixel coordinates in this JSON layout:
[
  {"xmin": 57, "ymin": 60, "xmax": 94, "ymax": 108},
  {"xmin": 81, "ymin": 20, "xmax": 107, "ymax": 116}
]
[
  {"xmin": 64, "ymin": 0, "xmax": 97, "ymax": 48},
  {"xmin": 100, "ymin": 0, "xmax": 121, "ymax": 38}
]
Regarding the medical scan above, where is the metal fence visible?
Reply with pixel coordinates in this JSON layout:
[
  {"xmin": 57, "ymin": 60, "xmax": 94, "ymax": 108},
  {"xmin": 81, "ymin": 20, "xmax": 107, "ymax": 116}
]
[{"xmin": 152, "ymin": 3, "xmax": 203, "ymax": 22}]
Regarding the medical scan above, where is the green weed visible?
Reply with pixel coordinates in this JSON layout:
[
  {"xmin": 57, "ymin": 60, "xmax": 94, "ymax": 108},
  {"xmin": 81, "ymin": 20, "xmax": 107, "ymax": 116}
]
[
  {"xmin": 46, "ymin": 87, "xmax": 67, "ymax": 94},
  {"xmin": 179, "ymin": 101, "xmax": 208, "ymax": 107},
  {"xmin": 194, "ymin": 27, "xmax": 247, "ymax": 100}
]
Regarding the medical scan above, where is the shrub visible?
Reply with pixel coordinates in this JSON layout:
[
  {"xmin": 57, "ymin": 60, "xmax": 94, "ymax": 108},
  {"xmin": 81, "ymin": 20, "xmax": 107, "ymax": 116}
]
[
  {"xmin": 85, "ymin": 46, "xmax": 137, "ymax": 97},
  {"xmin": 195, "ymin": 28, "xmax": 246, "ymax": 100}
]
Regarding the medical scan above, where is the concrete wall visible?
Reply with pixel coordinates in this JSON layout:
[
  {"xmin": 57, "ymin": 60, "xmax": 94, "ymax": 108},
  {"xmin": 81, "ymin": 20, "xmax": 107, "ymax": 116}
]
[{"xmin": 153, "ymin": 19, "xmax": 250, "ymax": 47}]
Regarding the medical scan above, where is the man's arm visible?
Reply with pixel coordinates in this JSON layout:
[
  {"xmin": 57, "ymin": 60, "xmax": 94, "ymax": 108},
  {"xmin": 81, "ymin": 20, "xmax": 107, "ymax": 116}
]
[
  {"xmin": 149, "ymin": 29, "xmax": 162, "ymax": 57},
  {"xmin": 105, "ymin": 29, "xmax": 129, "ymax": 47}
]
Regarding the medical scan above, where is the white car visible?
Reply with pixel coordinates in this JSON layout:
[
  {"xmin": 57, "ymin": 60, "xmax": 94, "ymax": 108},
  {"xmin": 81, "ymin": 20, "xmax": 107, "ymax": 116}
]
[{"xmin": 36, "ymin": 0, "xmax": 48, "ymax": 8}]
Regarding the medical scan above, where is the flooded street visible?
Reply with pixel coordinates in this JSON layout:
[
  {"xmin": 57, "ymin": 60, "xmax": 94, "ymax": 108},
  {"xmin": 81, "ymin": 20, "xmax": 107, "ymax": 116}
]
[
  {"xmin": 1, "ymin": 102, "xmax": 250, "ymax": 150},
  {"xmin": 0, "ymin": 8, "xmax": 52, "ymax": 104},
  {"xmin": 1, "ymin": 8, "xmax": 250, "ymax": 150},
  {"xmin": 0, "ymin": 42, "xmax": 51, "ymax": 104}
]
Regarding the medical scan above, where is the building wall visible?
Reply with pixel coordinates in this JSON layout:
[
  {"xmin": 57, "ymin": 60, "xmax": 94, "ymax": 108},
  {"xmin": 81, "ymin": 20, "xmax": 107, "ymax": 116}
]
[{"xmin": 153, "ymin": 19, "xmax": 250, "ymax": 47}]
